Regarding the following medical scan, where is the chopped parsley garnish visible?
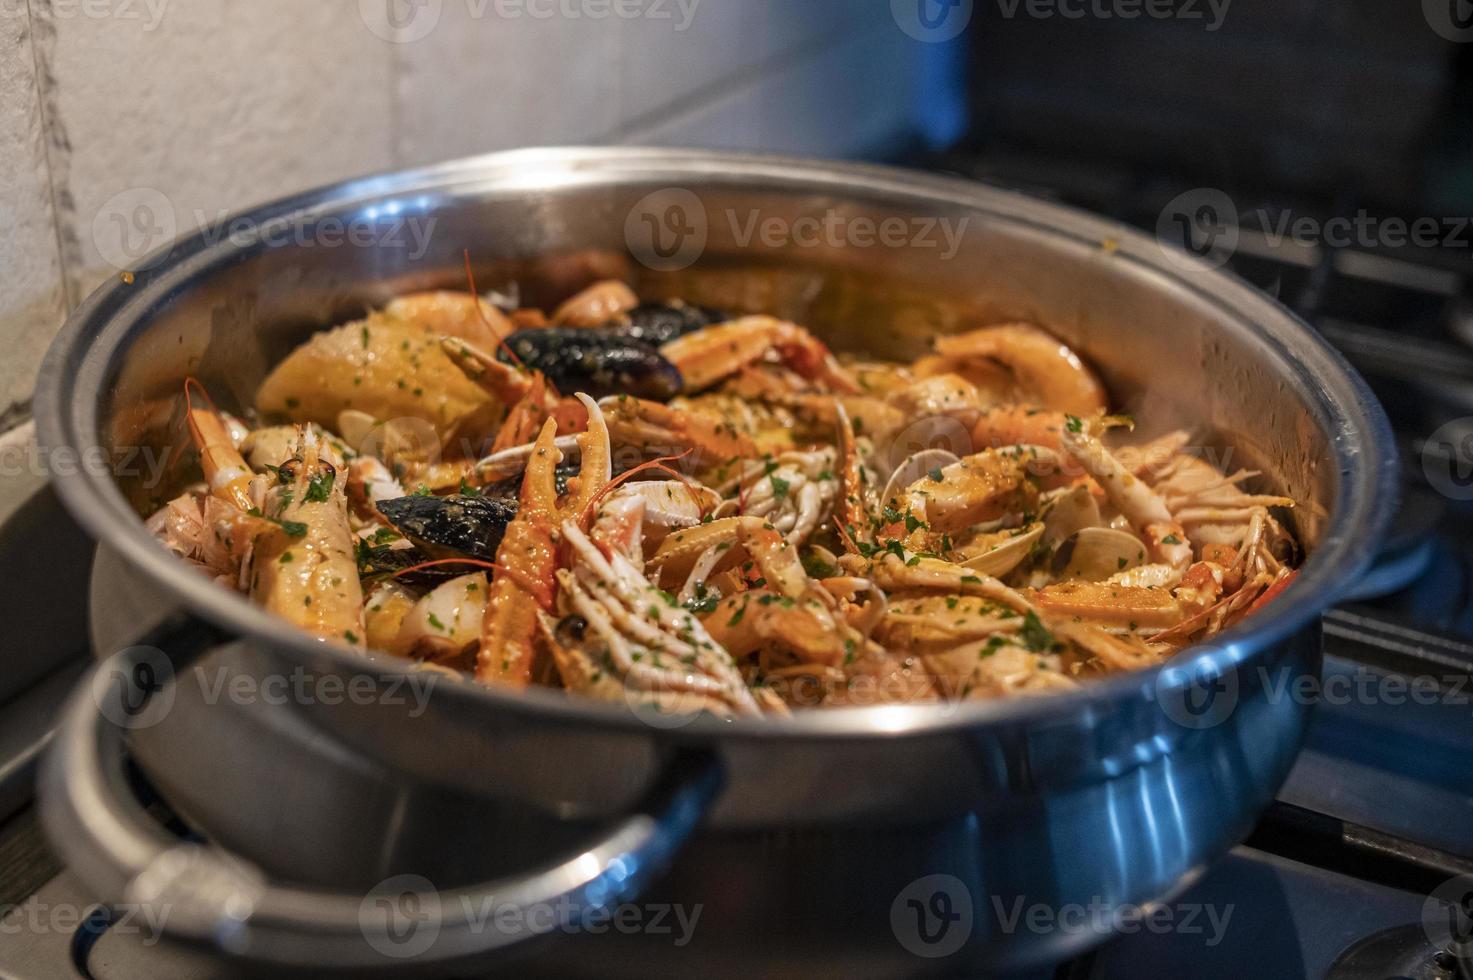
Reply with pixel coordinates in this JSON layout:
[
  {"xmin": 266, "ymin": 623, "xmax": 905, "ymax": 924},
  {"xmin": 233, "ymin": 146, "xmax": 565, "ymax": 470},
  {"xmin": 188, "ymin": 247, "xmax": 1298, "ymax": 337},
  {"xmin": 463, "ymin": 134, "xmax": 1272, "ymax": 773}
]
[
  {"xmin": 248, "ymin": 507, "xmax": 307, "ymax": 538},
  {"xmin": 304, "ymin": 472, "xmax": 333, "ymax": 503},
  {"xmin": 1065, "ymin": 415, "xmax": 1083, "ymax": 433},
  {"xmin": 770, "ymin": 475, "xmax": 790, "ymax": 500},
  {"xmin": 682, "ymin": 583, "xmax": 720, "ymax": 616},
  {"xmin": 1019, "ymin": 610, "xmax": 1057, "ymax": 653}
]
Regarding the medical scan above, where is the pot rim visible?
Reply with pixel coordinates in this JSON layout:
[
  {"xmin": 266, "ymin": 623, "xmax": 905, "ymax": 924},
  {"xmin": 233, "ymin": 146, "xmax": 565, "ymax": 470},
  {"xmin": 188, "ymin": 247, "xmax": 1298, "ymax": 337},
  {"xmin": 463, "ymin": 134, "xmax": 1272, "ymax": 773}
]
[{"xmin": 37, "ymin": 146, "xmax": 1397, "ymax": 740}]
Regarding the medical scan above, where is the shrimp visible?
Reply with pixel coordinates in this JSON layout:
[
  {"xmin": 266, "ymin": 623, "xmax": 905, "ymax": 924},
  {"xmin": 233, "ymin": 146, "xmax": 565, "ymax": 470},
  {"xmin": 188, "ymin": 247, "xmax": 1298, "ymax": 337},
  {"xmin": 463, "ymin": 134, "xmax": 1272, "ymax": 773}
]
[
  {"xmin": 185, "ymin": 380, "xmax": 258, "ymax": 513},
  {"xmin": 386, "ymin": 291, "xmax": 514, "ymax": 348},
  {"xmin": 931, "ymin": 324, "xmax": 1107, "ymax": 416},
  {"xmin": 660, "ymin": 316, "xmax": 860, "ymax": 394},
  {"xmin": 248, "ymin": 428, "xmax": 366, "ymax": 646},
  {"xmin": 551, "ymin": 279, "xmax": 638, "ymax": 328}
]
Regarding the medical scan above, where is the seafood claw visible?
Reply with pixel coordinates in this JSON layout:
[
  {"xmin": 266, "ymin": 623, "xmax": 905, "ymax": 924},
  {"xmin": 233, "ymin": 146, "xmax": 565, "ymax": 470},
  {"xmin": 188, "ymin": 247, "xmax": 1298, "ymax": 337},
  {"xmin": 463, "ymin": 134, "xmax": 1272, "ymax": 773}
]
[
  {"xmin": 477, "ymin": 418, "xmax": 561, "ymax": 686},
  {"xmin": 703, "ymin": 521, "xmax": 874, "ymax": 669},
  {"xmin": 1059, "ymin": 420, "xmax": 1193, "ymax": 577},
  {"xmin": 546, "ymin": 519, "xmax": 760, "ymax": 717},
  {"xmin": 660, "ymin": 316, "xmax": 860, "ymax": 394},
  {"xmin": 713, "ymin": 449, "xmax": 838, "ymax": 546},
  {"xmin": 477, "ymin": 395, "xmax": 612, "ymax": 687},
  {"xmin": 600, "ymin": 395, "xmax": 757, "ymax": 470}
]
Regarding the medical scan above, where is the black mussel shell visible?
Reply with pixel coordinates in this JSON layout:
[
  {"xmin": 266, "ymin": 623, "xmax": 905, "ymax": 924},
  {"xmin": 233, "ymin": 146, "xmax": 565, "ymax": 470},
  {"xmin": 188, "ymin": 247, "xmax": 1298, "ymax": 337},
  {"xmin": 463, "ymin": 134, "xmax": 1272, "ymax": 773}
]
[
  {"xmin": 604, "ymin": 301, "xmax": 727, "ymax": 347},
  {"xmin": 499, "ymin": 328, "xmax": 684, "ymax": 401},
  {"xmin": 481, "ymin": 461, "xmax": 577, "ymax": 501},
  {"xmin": 356, "ymin": 544, "xmax": 471, "ymax": 589},
  {"xmin": 377, "ymin": 494, "xmax": 517, "ymax": 562}
]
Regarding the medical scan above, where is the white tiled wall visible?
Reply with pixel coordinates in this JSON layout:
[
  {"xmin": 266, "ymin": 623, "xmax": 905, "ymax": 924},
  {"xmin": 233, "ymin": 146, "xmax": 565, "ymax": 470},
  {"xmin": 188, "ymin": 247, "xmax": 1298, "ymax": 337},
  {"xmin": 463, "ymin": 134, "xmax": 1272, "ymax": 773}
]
[{"xmin": 0, "ymin": 0, "xmax": 929, "ymax": 520}]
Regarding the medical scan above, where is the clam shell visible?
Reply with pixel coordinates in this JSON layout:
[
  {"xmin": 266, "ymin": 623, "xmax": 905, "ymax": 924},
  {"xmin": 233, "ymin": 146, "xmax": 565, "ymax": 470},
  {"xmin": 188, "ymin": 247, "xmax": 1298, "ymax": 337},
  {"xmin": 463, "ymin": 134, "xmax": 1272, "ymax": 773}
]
[{"xmin": 1052, "ymin": 527, "xmax": 1149, "ymax": 582}]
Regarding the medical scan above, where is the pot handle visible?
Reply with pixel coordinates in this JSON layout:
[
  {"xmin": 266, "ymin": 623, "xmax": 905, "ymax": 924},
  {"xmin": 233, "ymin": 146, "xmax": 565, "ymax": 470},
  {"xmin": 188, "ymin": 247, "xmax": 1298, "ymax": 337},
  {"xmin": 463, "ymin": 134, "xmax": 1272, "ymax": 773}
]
[{"xmin": 41, "ymin": 624, "xmax": 723, "ymax": 971}]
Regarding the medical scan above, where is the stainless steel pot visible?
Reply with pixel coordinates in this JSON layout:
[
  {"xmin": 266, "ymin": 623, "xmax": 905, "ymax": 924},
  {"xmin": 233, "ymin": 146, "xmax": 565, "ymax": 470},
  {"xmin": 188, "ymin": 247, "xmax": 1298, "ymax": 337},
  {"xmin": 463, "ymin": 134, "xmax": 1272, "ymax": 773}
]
[{"xmin": 35, "ymin": 148, "xmax": 1395, "ymax": 977}]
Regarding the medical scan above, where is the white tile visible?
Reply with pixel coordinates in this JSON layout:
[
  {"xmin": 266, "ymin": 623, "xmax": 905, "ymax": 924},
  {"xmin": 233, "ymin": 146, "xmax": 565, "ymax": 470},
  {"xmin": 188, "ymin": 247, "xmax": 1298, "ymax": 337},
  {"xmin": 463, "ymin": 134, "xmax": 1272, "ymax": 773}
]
[
  {"xmin": 41, "ymin": 0, "xmax": 395, "ymax": 301},
  {"xmin": 390, "ymin": 4, "xmax": 623, "ymax": 166},
  {"xmin": 0, "ymin": 8, "xmax": 67, "ymax": 413},
  {"xmin": 613, "ymin": 0, "xmax": 866, "ymax": 129},
  {"xmin": 621, "ymin": 25, "xmax": 921, "ymax": 157}
]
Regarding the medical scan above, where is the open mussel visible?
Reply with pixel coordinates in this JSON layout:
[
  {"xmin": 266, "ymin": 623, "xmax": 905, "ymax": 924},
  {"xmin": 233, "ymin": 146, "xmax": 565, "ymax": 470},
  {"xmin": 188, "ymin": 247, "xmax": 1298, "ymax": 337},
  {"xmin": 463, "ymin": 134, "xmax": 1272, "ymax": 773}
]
[
  {"xmin": 498, "ymin": 328, "xmax": 683, "ymax": 401},
  {"xmin": 377, "ymin": 494, "xmax": 517, "ymax": 562}
]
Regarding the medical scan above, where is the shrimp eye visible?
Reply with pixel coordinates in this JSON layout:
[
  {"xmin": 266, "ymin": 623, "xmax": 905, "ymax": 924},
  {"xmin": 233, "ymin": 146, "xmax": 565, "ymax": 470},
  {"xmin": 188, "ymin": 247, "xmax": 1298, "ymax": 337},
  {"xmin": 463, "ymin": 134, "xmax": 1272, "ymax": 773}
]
[
  {"xmin": 318, "ymin": 460, "xmax": 337, "ymax": 481},
  {"xmin": 277, "ymin": 457, "xmax": 303, "ymax": 482},
  {"xmin": 555, "ymin": 615, "xmax": 588, "ymax": 644}
]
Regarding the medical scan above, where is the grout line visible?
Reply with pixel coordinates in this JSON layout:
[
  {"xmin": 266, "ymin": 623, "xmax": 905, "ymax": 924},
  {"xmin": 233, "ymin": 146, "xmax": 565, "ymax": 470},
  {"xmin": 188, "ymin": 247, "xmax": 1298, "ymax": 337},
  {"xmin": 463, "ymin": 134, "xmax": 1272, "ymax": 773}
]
[
  {"xmin": 600, "ymin": 17, "xmax": 879, "ymax": 144},
  {"xmin": 0, "ymin": 402, "xmax": 34, "ymax": 437},
  {"xmin": 23, "ymin": 0, "xmax": 78, "ymax": 312}
]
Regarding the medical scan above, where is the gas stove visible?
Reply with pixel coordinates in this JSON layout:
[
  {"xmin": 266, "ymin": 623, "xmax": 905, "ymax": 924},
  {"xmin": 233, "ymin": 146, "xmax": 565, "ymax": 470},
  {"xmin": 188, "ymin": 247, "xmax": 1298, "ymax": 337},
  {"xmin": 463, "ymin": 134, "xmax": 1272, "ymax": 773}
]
[{"xmin": 4, "ymin": 161, "xmax": 1473, "ymax": 979}]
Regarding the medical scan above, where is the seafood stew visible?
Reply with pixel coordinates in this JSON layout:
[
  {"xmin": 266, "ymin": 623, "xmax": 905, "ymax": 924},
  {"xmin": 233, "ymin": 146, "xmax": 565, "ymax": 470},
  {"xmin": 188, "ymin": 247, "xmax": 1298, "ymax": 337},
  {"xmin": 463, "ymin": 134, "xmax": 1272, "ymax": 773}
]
[{"xmin": 147, "ymin": 280, "xmax": 1300, "ymax": 715}]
